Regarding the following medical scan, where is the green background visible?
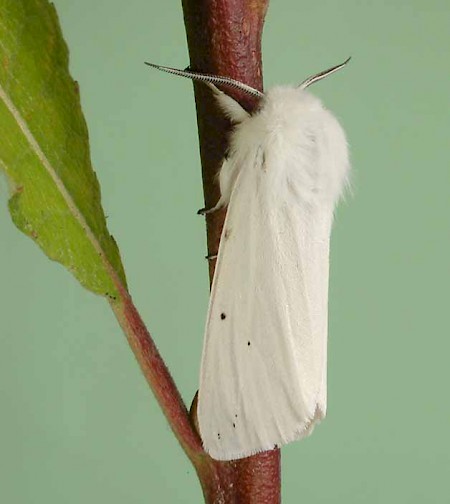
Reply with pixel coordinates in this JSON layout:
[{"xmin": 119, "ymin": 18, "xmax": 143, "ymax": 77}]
[{"xmin": 1, "ymin": 1, "xmax": 449, "ymax": 502}]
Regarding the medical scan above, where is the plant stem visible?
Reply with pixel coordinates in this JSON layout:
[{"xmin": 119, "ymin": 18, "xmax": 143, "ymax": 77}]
[
  {"xmin": 181, "ymin": 1, "xmax": 281, "ymax": 502},
  {"xmin": 110, "ymin": 285, "xmax": 204, "ymax": 464},
  {"xmin": 110, "ymin": 2, "xmax": 281, "ymax": 500},
  {"xmin": 182, "ymin": 0, "xmax": 269, "ymax": 283}
]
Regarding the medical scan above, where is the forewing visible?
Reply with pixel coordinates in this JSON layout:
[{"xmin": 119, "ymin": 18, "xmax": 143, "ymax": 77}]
[{"xmin": 198, "ymin": 146, "xmax": 332, "ymax": 460}]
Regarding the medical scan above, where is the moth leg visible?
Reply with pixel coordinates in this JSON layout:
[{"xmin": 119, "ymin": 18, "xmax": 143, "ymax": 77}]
[
  {"xmin": 197, "ymin": 207, "xmax": 214, "ymax": 215},
  {"xmin": 197, "ymin": 200, "xmax": 225, "ymax": 215},
  {"xmin": 205, "ymin": 253, "xmax": 218, "ymax": 261}
]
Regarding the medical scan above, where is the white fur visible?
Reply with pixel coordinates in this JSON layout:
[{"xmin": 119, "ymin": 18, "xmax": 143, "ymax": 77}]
[{"xmin": 198, "ymin": 84, "xmax": 350, "ymax": 461}]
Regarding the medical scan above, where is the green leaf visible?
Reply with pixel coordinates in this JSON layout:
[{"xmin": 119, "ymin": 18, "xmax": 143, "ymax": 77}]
[{"xmin": 0, "ymin": 0, "xmax": 127, "ymax": 298}]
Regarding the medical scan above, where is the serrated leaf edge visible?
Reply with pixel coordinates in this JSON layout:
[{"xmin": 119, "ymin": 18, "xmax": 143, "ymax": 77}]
[{"xmin": 0, "ymin": 82, "xmax": 122, "ymax": 293}]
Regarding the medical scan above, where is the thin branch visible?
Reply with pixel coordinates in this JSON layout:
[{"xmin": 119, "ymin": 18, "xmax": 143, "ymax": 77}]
[
  {"xmin": 110, "ymin": 284, "xmax": 204, "ymax": 463},
  {"xmin": 182, "ymin": 1, "xmax": 281, "ymax": 503},
  {"xmin": 182, "ymin": 0, "xmax": 269, "ymax": 282}
]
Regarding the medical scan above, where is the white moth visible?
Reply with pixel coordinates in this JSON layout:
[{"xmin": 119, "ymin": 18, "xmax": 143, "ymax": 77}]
[{"xmin": 147, "ymin": 59, "xmax": 351, "ymax": 460}]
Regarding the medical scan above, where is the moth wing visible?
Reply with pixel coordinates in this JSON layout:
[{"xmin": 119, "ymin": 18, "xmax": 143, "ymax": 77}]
[{"xmin": 198, "ymin": 148, "xmax": 332, "ymax": 461}]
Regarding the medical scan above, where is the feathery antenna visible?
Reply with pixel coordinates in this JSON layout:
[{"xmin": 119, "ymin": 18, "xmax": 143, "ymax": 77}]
[
  {"xmin": 298, "ymin": 57, "xmax": 351, "ymax": 90},
  {"xmin": 145, "ymin": 62, "xmax": 264, "ymax": 99}
]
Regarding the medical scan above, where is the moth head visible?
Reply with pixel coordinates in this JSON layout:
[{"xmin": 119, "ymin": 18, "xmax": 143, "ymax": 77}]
[{"xmin": 145, "ymin": 57, "xmax": 350, "ymax": 101}]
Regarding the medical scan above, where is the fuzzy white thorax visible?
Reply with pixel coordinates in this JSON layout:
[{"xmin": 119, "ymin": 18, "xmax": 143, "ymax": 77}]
[{"xmin": 213, "ymin": 85, "xmax": 350, "ymax": 212}]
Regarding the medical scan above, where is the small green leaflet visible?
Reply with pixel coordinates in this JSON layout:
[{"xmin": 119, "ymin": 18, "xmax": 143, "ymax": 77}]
[{"xmin": 0, "ymin": 0, "xmax": 127, "ymax": 298}]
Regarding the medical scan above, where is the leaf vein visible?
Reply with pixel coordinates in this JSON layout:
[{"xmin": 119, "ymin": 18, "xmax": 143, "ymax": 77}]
[{"xmin": 0, "ymin": 83, "xmax": 117, "ymax": 284}]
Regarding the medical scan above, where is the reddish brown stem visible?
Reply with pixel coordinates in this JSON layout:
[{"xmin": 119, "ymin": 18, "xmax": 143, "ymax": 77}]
[
  {"xmin": 181, "ymin": 1, "xmax": 281, "ymax": 502},
  {"xmin": 182, "ymin": 0, "xmax": 269, "ymax": 282},
  {"xmin": 111, "ymin": 286, "xmax": 204, "ymax": 463}
]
